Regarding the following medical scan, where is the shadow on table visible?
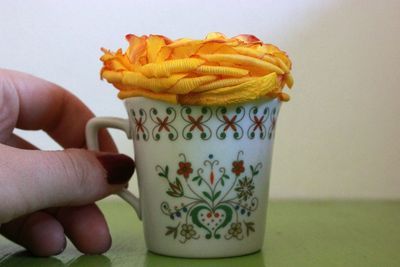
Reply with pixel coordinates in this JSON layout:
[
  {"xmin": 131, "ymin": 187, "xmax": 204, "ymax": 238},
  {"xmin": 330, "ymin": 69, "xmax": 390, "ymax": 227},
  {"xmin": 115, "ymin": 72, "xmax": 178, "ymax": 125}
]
[
  {"xmin": 0, "ymin": 251, "xmax": 64, "ymax": 267},
  {"xmin": 144, "ymin": 251, "xmax": 265, "ymax": 267},
  {"xmin": 0, "ymin": 251, "xmax": 111, "ymax": 267},
  {"xmin": 66, "ymin": 255, "xmax": 111, "ymax": 267}
]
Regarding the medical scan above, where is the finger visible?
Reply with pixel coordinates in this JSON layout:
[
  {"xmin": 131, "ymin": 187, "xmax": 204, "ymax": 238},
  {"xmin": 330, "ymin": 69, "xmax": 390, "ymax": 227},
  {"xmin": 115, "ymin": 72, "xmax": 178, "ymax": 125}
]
[
  {"xmin": 0, "ymin": 145, "xmax": 134, "ymax": 224},
  {"xmin": 3, "ymin": 134, "xmax": 37, "ymax": 150},
  {"xmin": 0, "ymin": 69, "xmax": 116, "ymax": 152},
  {"xmin": 0, "ymin": 211, "xmax": 66, "ymax": 256},
  {"xmin": 55, "ymin": 204, "xmax": 111, "ymax": 254}
]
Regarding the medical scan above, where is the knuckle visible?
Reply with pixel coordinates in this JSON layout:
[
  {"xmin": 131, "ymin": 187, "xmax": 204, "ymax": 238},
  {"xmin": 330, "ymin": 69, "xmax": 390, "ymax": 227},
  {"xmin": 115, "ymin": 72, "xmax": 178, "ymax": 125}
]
[
  {"xmin": 62, "ymin": 149, "xmax": 90, "ymax": 189},
  {"xmin": 59, "ymin": 149, "xmax": 108, "ymax": 202}
]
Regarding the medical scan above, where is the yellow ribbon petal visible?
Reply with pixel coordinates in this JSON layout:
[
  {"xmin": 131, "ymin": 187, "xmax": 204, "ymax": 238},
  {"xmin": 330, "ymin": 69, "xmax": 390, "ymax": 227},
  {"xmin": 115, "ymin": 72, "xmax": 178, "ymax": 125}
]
[
  {"xmin": 275, "ymin": 57, "xmax": 290, "ymax": 73},
  {"xmin": 118, "ymin": 88, "xmax": 177, "ymax": 104},
  {"xmin": 138, "ymin": 58, "xmax": 205, "ymax": 78},
  {"xmin": 178, "ymin": 73, "xmax": 277, "ymax": 105},
  {"xmin": 199, "ymin": 53, "xmax": 284, "ymax": 74},
  {"xmin": 193, "ymin": 77, "xmax": 253, "ymax": 92},
  {"xmin": 168, "ymin": 75, "xmax": 217, "ymax": 94},
  {"xmin": 102, "ymin": 70, "xmax": 186, "ymax": 92},
  {"xmin": 195, "ymin": 65, "xmax": 249, "ymax": 77}
]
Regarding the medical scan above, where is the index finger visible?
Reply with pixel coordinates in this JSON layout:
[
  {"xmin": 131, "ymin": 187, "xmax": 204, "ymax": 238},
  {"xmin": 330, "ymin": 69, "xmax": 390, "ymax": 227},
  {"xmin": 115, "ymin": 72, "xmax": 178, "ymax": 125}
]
[{"xmin": 1, "ymin": 69, "xmax": 117, "ymax": 152}]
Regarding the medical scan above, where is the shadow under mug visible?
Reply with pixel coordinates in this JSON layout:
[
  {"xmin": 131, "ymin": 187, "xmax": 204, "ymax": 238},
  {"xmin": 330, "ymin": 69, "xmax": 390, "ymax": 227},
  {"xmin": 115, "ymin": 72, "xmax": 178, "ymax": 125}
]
[{"xmin": 86, "ymin": 97, "xmax": 281, "ymax": 258}]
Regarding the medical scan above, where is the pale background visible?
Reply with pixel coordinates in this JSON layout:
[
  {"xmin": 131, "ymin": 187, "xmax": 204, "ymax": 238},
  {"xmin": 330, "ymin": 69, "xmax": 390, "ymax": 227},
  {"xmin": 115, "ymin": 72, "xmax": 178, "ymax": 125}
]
[{"xmin": 1, "ymin": 0, "xmax": 399, "ymax": 199}]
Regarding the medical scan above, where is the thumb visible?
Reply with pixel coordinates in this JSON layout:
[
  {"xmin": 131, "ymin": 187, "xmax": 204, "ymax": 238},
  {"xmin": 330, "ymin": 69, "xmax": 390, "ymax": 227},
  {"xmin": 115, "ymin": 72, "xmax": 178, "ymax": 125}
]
[{"xmin": 0, "ymin": 145, "xmax": 134, "ymax": 223}]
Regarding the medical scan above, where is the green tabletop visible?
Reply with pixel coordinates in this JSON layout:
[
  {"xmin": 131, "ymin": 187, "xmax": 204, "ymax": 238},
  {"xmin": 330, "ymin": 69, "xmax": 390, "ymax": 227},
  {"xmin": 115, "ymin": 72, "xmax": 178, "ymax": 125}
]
[{"xmin": 0, "ymin": 200, "xmax": 399, "ymax": 267}]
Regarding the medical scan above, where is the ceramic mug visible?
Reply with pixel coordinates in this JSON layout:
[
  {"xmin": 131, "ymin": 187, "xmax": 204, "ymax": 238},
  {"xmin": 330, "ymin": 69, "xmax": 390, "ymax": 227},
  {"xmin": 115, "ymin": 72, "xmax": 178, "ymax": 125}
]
[{"xmin": 85, "ymin": 97, "xmax": 281, "ymax": 258}]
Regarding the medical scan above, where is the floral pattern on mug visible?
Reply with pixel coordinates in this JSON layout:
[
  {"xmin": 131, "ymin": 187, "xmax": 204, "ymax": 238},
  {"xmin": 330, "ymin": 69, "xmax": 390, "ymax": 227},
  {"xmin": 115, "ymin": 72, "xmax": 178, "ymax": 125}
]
[{"xmin": 159, "ymin": 151, "xmax": 261, "ymax": 243}]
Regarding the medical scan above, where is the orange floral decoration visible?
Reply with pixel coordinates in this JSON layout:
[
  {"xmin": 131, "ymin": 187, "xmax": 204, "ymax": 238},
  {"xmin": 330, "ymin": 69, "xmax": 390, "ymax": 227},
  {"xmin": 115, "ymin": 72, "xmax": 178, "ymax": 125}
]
[{"xmin": 100, "ymin": 32, "xmax": 293, "ymax": 105}]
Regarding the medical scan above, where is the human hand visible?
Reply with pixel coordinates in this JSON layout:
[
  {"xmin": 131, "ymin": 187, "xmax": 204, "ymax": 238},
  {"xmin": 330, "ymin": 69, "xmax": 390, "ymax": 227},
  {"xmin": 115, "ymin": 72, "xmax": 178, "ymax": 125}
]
[{"xmin": 0, "ymin": 69, "xmax": 135, "ymax": 256}]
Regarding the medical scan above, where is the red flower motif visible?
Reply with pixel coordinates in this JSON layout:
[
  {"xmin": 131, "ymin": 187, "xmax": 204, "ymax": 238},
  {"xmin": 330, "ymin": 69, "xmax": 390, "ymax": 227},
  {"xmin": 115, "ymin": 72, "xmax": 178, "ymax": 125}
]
[
  {"xmin": 232, "ymin": 160, "xmax": 245, "ymax": 176},
  {"xmin": 177, "ymin": 162, "xmax": 193, "ymax": 178}
]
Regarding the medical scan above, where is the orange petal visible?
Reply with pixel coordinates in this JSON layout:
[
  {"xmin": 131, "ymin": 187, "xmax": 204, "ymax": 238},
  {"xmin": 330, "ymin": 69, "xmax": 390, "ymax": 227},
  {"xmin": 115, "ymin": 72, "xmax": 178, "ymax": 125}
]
[
  {"xmin": 284, "ymin": 73, "xmax": 294, "ymax": 88},
  {"xmin": 266, "ymin": 91, "xmax": 290, "ymax": 102},
  {"xmin": 233, "ymin": 34, "xmax": 261, "ymax": 44},
  {"xmin": 213, "ymin": 44, "xmax": 239, "ymax": 55},
  {"xmin": 257, "ymin": 44, "xmax": 281, "ymax": 54},
  {"xmin": 196, "ymin": 42, "xmax": 227, "ymax": 55},
  {"xmin": 278, "ymin": 92, "xmax": 290, "ymax": 101},
  {"xmin": 156, "ymin": 47, "xmax": 172, "ymax": 63},
  {"xmin": 101, "ymin": 48, "xmax": 134, "ymax": 71},
  {"xmin": 170, "ymin": 41, "xmax": 203, "ymax": 59},
  {"xmin": 146, "ymin": 35, "xmax": 167, "ymax": 63},
  {"xmin": 126, "ymin": 34, "xmax": 148, "ymax": 65},
  {"xmin": 105, "ymin": 59, "xmax": 127, "ymax": 71},
  {"xmin": 205, "ymin": 32, "xmax": 227, "ymax": 40}
]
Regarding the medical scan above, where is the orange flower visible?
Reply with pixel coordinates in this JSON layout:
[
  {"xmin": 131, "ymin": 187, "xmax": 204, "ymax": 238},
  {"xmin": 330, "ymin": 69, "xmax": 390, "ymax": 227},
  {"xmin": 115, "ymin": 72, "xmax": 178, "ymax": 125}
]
[
  {"xmin": 232, "ymin": 160, "xmax": 245, "ymax": 176},
  {"xmin": 177, "ymin": 161, "xmax": 193, "ymax": 179},
  {"xmin": 100, "ymin": 32, "xmax": 293, "ymax": 105}
]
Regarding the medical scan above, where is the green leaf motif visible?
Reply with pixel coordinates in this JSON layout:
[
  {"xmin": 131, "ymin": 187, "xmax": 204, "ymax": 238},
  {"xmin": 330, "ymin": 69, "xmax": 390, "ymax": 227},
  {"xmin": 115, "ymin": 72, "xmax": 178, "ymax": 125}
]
[
  {"xmin": 165, "ymin": 224, "xmax": 180, "ymax": 239},
  {"xmin": 213, "ymin": 191, "xmax": 222, "ymax": 201},
  {"xmin": 158, "ymin": 165, "xmax": 170, "ymax": 179},
  {"xmin": 202, "ymin": 191, "xmax": 212, "ymax": 201},
  {"xmin": 250, "ymin": 165, "xmax": 259, "ymax": 176},
  {"xmin": 245, "ymin": 221, "xmax": 255, "ymax": 236}
]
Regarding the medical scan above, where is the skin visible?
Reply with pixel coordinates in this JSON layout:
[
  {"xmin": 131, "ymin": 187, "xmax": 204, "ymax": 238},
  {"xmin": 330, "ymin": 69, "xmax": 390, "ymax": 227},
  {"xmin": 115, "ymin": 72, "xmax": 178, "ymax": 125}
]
[{"xmin": 0, "ymin": 69, "xmax": 129, "ymax": 256}]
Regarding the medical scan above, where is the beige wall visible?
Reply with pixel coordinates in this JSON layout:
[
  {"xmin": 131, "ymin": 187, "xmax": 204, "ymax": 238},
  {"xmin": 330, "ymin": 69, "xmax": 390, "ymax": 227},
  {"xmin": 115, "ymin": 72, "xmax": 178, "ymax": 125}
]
[{"xmin": 1, "ymin": 0, "xmax": 399, "ymax": 199}]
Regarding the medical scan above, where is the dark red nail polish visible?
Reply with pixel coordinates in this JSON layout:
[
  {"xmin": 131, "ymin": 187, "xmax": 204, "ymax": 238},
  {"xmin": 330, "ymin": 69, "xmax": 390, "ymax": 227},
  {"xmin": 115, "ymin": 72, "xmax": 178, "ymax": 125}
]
[{"xmin": 97, "ymin": 154, "xmax": 135, "ymax": 184}]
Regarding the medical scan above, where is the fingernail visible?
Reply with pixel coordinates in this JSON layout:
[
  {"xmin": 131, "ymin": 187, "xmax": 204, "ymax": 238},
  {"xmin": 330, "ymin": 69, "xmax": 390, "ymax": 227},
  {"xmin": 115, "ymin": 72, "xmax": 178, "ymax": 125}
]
[{"xmin": 97, "ymin": 154, "xmax": 135, "ymax": 184}]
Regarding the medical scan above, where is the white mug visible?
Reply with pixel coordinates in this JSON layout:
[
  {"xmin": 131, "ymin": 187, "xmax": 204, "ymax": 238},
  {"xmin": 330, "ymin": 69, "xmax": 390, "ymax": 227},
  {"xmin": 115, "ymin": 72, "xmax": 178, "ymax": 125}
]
[{"xmin": 86, "ymin": 97, "xmax": 281, "ymax": 258}]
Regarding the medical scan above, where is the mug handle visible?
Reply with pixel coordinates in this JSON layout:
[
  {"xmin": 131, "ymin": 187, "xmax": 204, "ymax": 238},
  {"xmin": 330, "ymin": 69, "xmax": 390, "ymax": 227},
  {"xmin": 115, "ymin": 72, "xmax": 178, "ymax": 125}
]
[{"xmin": 85, "ymin": 117, "xmax": 141, "ymax": 220}]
